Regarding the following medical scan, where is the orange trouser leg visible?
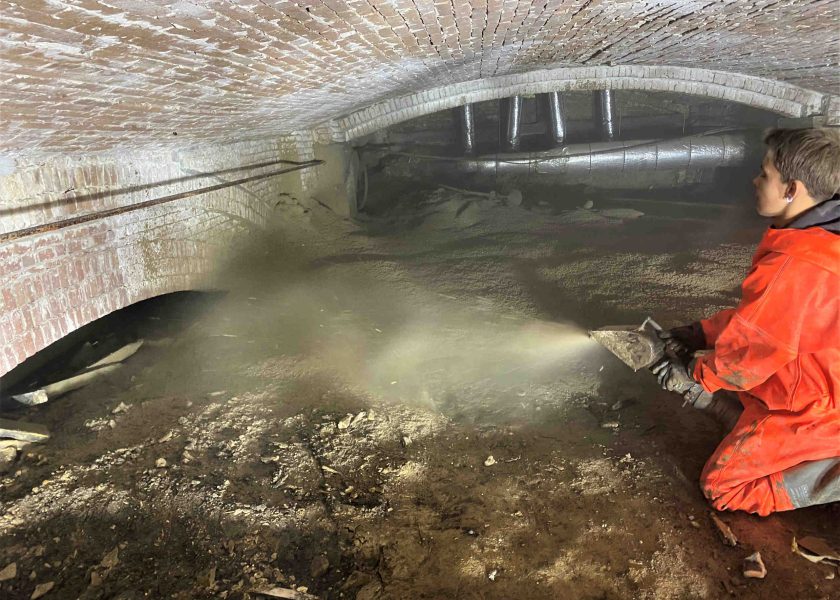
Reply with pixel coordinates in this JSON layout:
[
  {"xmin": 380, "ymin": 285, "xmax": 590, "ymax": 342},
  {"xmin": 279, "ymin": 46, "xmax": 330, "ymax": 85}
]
[{"xmin": 700, "ymin": 414, "xmax": 795, "ymax": 516}]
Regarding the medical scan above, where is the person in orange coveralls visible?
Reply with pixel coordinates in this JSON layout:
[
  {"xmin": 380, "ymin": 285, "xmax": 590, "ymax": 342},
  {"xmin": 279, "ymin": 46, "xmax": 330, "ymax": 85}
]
[{"xmin": 652, "ymin": 128, "xmax": 840, "ymax": 516}]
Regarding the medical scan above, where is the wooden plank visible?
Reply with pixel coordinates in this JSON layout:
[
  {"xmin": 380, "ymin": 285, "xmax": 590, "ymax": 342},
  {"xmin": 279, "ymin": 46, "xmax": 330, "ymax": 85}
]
[{"xmin": 0, "ymin": 418, "xmax": 50, "ymax": 442}]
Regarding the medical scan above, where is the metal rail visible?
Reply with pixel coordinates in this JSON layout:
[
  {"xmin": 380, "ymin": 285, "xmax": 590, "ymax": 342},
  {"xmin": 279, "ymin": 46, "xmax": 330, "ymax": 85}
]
[
  {"xmin": 0, "ymin": 159, "xmax": 323, "ymax": 244},
  {"xmin": 0, "ymin": 157, "xmax": 322, "ymax": 218}
]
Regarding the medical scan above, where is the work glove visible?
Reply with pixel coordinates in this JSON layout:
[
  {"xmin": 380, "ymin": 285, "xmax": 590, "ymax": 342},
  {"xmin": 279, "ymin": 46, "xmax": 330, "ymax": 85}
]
[
  {"xmin": 650, "ymin": 357, "xmax": 698, "ymax": 395},
  {"xmin": 652, "ymin": 357, "xmax": 722, "ymax": 418},
  {"xmin": 658, "ymin": 322, "xmax": 706, "ymax": 360}
]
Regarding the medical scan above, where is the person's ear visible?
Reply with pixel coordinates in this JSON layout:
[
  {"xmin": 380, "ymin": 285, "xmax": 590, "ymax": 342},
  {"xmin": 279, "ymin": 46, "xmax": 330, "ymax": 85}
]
[{"xmin": 784, "ymin": 181, "xmax": 798, "ymax": 203}]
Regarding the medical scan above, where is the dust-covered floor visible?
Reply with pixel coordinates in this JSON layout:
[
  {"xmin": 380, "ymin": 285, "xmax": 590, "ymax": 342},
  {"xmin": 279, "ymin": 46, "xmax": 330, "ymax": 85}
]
[{"xmin": 1, "ymin": 187, "xmax": 838, "ymax": 600}]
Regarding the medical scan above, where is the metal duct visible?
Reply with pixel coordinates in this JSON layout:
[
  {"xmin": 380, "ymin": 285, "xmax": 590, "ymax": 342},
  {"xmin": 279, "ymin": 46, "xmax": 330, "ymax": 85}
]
[
  {"xmin": 506, "ymin": 96, "xmax": 523, "ymax": 151},
  {"xmin": 547, "ymin": 91, "xmax": 566, "ymax": 146},
  {"xmin": 595, "ymin": 90, "xmax": 616, "ymax": 141},
  {"xmin": 459, "ymin": 103, "xmax": 476, "ymax": 155},
  {"xmin": 457, "ymin": 134, "xmax": 747, "ymax": 176}
]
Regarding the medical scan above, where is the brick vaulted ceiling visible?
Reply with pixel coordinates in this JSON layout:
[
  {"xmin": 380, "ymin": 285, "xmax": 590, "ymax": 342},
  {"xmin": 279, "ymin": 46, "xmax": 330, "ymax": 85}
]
[{"xmin": 2, "ymin": 0, "xmax": 839, "ymax": 160}]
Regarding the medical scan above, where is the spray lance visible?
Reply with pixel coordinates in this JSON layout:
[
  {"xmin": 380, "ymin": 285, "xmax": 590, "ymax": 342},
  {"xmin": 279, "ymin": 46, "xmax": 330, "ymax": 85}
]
[
  {"xmin": 588, "ymin": 316, "xmax": 698, "ymax": 393},
  {"xmin": 589, "ymin": 318, "xmax": 743, "ymax": 427},
  {"xmin": 589, "ymin": 317, "xmax": 671, "ymax": 372}
]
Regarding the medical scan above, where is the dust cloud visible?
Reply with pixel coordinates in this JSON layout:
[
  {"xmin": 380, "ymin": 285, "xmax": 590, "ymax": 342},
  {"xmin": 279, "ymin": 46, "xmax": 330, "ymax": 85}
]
[{"xmin": 185, "ymin": 255, "xmax": 602, "ymax": 416}]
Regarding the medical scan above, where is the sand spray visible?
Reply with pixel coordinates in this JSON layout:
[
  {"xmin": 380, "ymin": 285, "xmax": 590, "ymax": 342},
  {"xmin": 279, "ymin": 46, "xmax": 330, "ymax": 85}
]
[{"xmin": 194, "ymin": 268, "xmax": 603, "ymax": 410}]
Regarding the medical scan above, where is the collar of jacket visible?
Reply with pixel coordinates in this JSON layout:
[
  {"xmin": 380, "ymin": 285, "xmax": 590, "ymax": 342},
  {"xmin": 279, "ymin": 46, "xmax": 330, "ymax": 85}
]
[
  {"xmin": 758, "ymin": 220, "xmax": 840, "ymax": 276},
  {"xmin": 779, "ymin": 194, "xmax": 840, "ymax": 234}
]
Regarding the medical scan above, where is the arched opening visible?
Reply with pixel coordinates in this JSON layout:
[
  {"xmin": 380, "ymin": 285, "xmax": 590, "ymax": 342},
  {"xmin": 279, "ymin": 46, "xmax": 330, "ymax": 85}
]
[
  {"xmin": 1, "ymin": 292, "xmax": 222, "ymax": 412},
  {"xmin": 354, "ymin": 89, "xmax": 775, "ymax": 221}
]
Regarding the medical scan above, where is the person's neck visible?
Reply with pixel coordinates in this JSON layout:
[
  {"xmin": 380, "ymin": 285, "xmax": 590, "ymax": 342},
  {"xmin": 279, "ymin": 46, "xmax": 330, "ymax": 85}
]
[{"xmin": 772, "ymin": 196, "xmax": 818, "ymax": 228}]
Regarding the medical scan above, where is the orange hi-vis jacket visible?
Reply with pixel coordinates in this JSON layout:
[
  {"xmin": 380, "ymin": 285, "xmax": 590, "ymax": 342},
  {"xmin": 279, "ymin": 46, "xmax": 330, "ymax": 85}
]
[{"xmin": 692, "ymin": 221, "xmax": 840, "ymax": 516}]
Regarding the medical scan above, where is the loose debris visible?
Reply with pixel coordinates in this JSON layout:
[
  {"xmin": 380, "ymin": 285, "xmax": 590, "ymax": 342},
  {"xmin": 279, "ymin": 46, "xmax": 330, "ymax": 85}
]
[
  {"xmin": 610, "ymin": 398, "xmax": 629, "ymax": 411},
  {"xmin": 710, "ymin": 513, "xmax": 738, "ymax": 546},
  {"xmin": 10, "ymin": 340, "xmax": 143, "ymax": 406},
  {"xmin": 30, "ymin": 581, "xmax": 55, "ymax": 599},
  {"xmin": 437, "ymin": 184, "xmax": 524, "ymax": 207},
  {"xmin": 688, "ymin": 515, "xmax": 700, "ymax": 529},
  {"xmin": 12, "ymin": 365, "xmax": 121, "ymax": 406},
  {"xmin": 0, "ymin": 439, "xmax": 31, "ymax": 451},
  {"xmin": 484, "ymin": 455, "xmax": 497, "ymax": 467},
  {"xmin": 0, "ymin": 446, "xmax": 18, "ymax": 472},
  {"xmin": 574, "ymin": 200, "xmax": 643, "ymax": 220},
  {"xmin": 100, "ymin": 547, "xmax": 119, "ymax": 569},
  {"xmin": 599, "ymin": 208, "xmax": 645, "ymax": 220},
  {"xmin": 7, "ymin": 390, "xmax": 48, "ymax": 406},
  {"xmin": 743, "ymin": 552, "xmax": 767, "ymax": 579},
  {"xmin": 0, "ymin": 418, "xmax": 50, "ymax": 442},
  {"xmin": 87, "ymin": 340, "xmax": 144, "ymax": 369},
  {"xmin": 310, "ymin": 555, "xmax": 329, "ymax": 578},
  {"xmin": 0, "ymin": 561, "xmax": 16, "ymax": 581},
  {"xmin": 792, "ymin": 536, "xmax": 840, "ymax": 567},
  {"xmin": 252, "ymin": 586, "xmax": 319, "ymax": 599},
  {"xmin": 84, "ymin": 417, "xmax": 115, "ymax": 431}
]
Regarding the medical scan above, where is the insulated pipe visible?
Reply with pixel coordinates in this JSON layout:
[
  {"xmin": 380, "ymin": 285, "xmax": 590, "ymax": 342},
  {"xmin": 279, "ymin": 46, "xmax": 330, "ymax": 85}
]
[
  {"xmin": 506, "ymin": 95, "xmax": 523, "ymax": 151},
  {"xmin": 595, "ymin": 90, "xmax": 616, "ymax": 141},
  {"xmin": 546, "ymin": 91, "xmax": 566, "ymax": 146},
  {"xmin": 456, "ymin": 134, "xmax": 747, "ymax": 177},
  {"xmin": 459, "ymin": 103, "xmax": 476, "ymax": 155}
]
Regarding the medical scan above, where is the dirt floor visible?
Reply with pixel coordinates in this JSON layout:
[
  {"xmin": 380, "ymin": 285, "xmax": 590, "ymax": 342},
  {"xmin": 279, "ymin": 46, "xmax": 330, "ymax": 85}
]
[{"xmin": 1, "ymin": 183, "xmax": 838, "ymax": 599}]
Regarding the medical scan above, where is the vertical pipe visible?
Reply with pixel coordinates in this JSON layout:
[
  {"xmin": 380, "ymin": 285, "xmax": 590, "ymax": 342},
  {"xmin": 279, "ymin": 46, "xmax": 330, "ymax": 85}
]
[
  {"xmin": 547, "ymin": 91, "xmax": 566, "ymax": 146},
  {"xmin": 506, "ymin": 95, "xmax": 523, "ymax": 151},
  {"xmin": 595, "ymin": 89, "xmax": 616, "ymax": 141},
  {"xmin": 459, "ymin": 103, "xmax": 476, "ymax": 155}
]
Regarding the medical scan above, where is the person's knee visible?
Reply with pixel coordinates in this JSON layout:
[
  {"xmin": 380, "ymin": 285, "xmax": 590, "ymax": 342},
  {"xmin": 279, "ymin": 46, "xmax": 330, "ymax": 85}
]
[
  {"xmin": 701, "ymin": 481, "xmax": 775, "ymax": 515},
  {"xmin": 699, "ymin": 457, "xmax": 723, "ymax": 499},
  {"xmin": 699, "ymin": 470, "xmax": 725, "ymax": 506},
  {"xmin": 700, "ymin": 483, "xmax": 740, "ymax": 512},
  {"xmin": 699, "ymin": 459, "xmax": 776, "ymax": 515}
]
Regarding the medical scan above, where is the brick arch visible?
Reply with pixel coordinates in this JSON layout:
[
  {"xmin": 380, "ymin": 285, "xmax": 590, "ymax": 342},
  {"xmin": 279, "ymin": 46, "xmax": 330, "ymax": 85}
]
[
  {"xmin": 0, "ymin": 138, "xmax": 316, "ymax": 379},
  {"xmin": 0, "ymin": 199, "xmax": 244, "ymax": 379},
  {"xmin": 318, "ymin": 66, "xmax": 838, "ymax": 142}
]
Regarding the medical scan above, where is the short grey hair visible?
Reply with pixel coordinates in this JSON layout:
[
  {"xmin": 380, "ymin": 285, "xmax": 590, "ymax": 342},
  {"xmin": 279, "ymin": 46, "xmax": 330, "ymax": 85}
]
[{"xmin": 764, "ymin": 128, "xmax": 840, "ymax": 201}]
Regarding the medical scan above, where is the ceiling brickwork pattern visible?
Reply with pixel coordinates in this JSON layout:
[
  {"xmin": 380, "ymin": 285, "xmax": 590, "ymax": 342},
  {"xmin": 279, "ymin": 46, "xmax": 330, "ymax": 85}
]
[{"xmin": 1, "ymin": 0, "xmax": 838, "ymax": 159}]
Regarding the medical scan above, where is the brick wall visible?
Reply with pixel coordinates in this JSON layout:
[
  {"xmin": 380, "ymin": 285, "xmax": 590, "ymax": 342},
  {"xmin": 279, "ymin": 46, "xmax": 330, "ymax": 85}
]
[
  {"xmin": 1, "ymin": 1, "xmax": 838, "ymax": 161},
  {"xmin": 0, "ymin": 136, "xmax": 316, "ymax": 377}
]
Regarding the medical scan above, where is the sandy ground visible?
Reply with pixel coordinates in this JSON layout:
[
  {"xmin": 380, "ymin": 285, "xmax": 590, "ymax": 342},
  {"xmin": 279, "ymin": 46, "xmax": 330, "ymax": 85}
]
[{"xmin": 1, "ymin": 185, "xmax": 838, "ymax": 599}]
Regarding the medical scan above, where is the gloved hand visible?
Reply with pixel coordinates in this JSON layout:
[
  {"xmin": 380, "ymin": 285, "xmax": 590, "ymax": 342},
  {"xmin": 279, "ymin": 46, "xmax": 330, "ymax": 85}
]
[
  {"xmin": 651, "ymin": 357, "xmax": 698, "ymax": 394},
  {"xmin": 658, "ymin": 322, "xmax": 706, "ymax": 359}
]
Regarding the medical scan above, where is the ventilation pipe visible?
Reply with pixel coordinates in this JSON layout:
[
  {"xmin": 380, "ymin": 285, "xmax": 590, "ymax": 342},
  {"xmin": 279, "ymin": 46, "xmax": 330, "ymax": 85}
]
[
  {"xmin": 546, "ymin": 91, "xmax": 566, "ymax": 146},
  {"xmin": 459, "ymin": 103, "xmax": 476, "ymax": 155},
  {"xmin": 595, "ymin": 90, "xmax": 616, "ymax": 141},
  {"xmin": 455, "ymin": 134, "xmax": 746, "ymax": 176},
  {"xmin": 506, "ymin": 95, "xmax": 523, "ymax": 151}
]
